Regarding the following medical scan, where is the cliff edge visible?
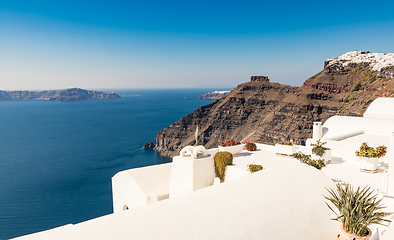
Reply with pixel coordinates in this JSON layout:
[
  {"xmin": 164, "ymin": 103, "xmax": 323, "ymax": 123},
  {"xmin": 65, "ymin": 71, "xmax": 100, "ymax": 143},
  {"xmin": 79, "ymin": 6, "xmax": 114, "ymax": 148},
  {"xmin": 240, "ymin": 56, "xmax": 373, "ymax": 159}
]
[{"xmin": 154, "ymin": 51, "xmax": 394, "ymax": 157}]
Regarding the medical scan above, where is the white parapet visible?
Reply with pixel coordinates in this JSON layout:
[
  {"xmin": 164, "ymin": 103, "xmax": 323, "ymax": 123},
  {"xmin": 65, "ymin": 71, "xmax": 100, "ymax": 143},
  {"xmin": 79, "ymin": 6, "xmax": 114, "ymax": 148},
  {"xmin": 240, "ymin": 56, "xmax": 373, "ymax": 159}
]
[
  {"xmin": 169, "ymin": 152, "xmax": 215, "ymax": 198},
  {"xmin": 313, "ymin": 121, "xmax": 323, "ymax": 140},
  {"xmin": 387, "ymin": 132, "xmax": 394, "ymax": 197}
]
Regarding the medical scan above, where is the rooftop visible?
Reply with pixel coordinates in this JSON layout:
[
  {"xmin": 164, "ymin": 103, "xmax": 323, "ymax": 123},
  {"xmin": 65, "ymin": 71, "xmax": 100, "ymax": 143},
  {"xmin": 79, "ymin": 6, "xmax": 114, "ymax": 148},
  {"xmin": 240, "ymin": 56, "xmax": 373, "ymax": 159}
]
[{"xmin": 12, "ymin": 144, "xmax": 394, "ymax": 240}]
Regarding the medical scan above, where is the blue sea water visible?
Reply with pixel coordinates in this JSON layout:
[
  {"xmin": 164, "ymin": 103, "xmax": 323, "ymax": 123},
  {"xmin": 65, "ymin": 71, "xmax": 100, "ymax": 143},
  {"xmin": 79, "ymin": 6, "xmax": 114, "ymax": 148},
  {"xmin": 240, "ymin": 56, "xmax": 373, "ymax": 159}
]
[{"xmin": 0, "ymin": 89, "xmax": 218, "ymax": 240}]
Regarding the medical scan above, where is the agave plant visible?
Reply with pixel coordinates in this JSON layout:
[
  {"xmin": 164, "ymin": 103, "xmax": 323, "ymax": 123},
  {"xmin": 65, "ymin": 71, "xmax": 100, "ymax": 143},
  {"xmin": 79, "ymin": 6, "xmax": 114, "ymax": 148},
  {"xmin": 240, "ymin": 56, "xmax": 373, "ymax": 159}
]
[{"xmin": 324, "ymin": 183, "xmax": 392, "ymax": 237}]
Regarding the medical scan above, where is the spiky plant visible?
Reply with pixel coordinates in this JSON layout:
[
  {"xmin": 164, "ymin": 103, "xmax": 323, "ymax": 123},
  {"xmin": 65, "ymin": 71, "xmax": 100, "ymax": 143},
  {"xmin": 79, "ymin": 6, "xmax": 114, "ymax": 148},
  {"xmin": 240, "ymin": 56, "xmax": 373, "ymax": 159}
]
[{"xmin": 324, "ymin": 183, "xmax": 392, "ymax": 237}]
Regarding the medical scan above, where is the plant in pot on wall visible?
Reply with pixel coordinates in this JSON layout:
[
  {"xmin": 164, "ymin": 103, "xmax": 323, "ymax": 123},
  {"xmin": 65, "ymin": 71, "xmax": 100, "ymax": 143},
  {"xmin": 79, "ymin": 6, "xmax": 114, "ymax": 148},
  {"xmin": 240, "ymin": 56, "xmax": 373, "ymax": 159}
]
[
  {"xmin": 356, "ymin": 142, "xmax": 387, "ymax": 173},
  {"xmin": 219, "ymin": 139, "xmax": 243, "ymax": 155},
  {"xmin": 310, "ymin": 139, "xmax": 331, "ymax": 163},
  {"xmin": 324, "ymin": 183, "xmax": 392, "ymax": 240},
  {"xmin": 275, "ymin": 140, "xmax": 296, "ymax": 155}
]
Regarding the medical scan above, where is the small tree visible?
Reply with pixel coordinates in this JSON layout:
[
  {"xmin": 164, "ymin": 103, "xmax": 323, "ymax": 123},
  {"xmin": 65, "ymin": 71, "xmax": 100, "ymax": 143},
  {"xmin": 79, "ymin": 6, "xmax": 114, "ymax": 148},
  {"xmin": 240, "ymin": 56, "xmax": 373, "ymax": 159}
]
[{"xmin": 311, "ymin": 139, "xmax": 329, "ymax": 157}]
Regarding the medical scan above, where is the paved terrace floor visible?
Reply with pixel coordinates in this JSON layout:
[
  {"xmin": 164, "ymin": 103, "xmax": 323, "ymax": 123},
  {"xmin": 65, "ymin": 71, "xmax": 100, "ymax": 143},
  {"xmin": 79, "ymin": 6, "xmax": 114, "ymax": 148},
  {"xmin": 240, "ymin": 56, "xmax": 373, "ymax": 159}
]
[{"xmin": 228, "ymin": 143, "xmax": 394, "ymax": 237}]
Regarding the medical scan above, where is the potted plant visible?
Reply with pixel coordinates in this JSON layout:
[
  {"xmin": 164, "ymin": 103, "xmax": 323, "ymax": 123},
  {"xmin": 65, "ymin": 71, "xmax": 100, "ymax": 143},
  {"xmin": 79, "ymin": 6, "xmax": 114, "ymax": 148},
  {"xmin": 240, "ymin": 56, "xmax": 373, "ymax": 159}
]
[
  {"xmin": 219, "ymin": 139, "xmax": 243, "ymax": 155},
  {"xmin": 355, "ymin": 142, "xmax": 387, "ymax": 173},
  {"xmin": 324, "ymin": 183, "xmax": 391, "ymax": 240},
  {"xmin": 310, "ymin": 139, "xmax": 331, "ymax": 163},
  {"xmin": 245, "ymin": 141, "xmax": 257, "ymax": 151},
  {"xmin": 275, "ymin": 141, "xmax": 296, "ymax": 155}
]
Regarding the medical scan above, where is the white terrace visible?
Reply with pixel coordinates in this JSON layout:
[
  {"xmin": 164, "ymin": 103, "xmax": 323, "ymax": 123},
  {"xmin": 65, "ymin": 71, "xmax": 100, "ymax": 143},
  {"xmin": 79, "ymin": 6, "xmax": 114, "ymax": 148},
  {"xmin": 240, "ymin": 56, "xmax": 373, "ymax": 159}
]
[{"xmin": 13, "ymin": 97, "xmax": 394, "ymax": 240}]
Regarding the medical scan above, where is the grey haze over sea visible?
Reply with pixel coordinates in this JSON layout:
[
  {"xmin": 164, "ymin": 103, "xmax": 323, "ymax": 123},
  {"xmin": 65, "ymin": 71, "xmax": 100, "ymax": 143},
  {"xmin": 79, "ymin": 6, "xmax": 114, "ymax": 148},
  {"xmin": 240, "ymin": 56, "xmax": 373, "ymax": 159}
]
[{"xmin": 0, "ymin": 89, "xmax": 219, "ymax": 240}]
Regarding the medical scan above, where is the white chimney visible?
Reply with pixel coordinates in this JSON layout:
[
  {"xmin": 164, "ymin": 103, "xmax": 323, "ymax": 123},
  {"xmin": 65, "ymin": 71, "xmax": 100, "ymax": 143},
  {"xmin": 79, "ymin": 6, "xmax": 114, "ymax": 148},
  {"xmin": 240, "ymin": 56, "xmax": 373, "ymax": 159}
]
[{"xmin": 313, "ymin": 122, "xmax": 323, "ymax": 140}]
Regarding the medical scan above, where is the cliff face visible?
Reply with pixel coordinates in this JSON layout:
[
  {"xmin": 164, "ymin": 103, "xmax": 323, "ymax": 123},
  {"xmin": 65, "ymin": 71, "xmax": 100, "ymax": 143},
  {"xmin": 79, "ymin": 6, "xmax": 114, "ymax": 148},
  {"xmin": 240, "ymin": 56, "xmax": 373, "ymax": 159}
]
[
  {"xmin": 155, "ymin": 51, "xmax": 394, "ymax": 157},
  {"xmin": 0, "ymin": 88, "xmax": 120, "ymax": 101}
]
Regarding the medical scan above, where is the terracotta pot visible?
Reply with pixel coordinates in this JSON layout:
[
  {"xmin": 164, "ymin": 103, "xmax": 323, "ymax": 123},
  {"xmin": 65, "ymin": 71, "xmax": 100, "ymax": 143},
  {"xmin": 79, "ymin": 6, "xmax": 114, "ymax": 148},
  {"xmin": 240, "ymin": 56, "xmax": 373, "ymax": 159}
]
[{"xmin": 335, "ymin": 225, "xmax": 372, "ymax": 240}]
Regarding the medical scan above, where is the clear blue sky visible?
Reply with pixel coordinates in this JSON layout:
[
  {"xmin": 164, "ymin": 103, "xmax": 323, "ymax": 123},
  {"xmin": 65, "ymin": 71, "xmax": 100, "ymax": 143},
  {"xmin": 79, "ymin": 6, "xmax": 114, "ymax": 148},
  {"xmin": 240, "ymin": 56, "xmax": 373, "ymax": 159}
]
[{"xmin": 1, "ymin": 0, "xmax": 393, "ymax": 90}]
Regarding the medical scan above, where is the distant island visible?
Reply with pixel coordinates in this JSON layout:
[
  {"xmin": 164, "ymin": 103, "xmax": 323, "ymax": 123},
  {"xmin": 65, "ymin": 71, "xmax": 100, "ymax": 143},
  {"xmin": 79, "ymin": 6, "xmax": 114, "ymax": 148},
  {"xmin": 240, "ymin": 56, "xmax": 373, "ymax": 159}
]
[
  {"xmin": 197, "ymin": 91, "xmax": 230, "ymax": 99},
  {"xmin": 0, "ymin": 88, "xmax": 121, "ymax": 101},
  {"xmin": 119, "ymin": 94, "xmax": 142, "ymax": 97}
]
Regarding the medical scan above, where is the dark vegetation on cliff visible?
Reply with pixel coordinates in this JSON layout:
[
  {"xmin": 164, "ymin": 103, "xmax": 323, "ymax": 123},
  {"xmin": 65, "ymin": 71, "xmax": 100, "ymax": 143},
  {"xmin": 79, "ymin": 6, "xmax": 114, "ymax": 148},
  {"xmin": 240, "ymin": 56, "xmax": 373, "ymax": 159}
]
[
  {"xmin": 0, "ymin": 88, "xmax": 120, "ymax": 101},
  {"xmin": 155, "ymin": 58, "xmax": 394, "ymax": 157}
]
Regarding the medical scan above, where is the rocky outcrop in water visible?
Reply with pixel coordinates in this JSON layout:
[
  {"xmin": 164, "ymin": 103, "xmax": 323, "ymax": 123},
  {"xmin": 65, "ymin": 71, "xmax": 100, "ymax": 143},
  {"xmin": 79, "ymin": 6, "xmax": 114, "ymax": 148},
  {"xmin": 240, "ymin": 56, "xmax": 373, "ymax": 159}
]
[
  {"xmin": 155, "ymin": 51, "xmax": 394, "ymax": 157},
  {"xmin": 0, "ymin": 88, "xmax": 120, "ymax": 101},
  {"xmin": 143, "ymin": 142, "xmax": 156, "ymax": 149}
]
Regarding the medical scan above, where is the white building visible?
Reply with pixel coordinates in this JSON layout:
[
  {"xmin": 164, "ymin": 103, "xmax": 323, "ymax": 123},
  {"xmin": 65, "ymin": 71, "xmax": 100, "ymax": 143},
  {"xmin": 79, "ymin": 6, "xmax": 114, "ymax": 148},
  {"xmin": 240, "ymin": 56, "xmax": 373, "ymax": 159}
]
[{"xmin": 12, "ymin": 97, "xmax": 394, "ymax": 240}]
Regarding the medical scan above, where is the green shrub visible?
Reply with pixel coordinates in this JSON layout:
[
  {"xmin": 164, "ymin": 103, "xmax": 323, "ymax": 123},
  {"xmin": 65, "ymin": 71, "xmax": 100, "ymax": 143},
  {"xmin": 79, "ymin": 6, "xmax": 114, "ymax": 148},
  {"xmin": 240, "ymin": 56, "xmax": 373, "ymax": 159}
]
[
  {"xmin": 278, "ymin": 141, "xmax": 293, "ymax": 146},
  {"xmin": 214, "ymin": 151, "xmax": 233, "ymax": 182},
  {"xmin": 292, "ymin": 153, "xmax": 326, "ymax": 170},
  {"xmin": 248, "ymin": 164, "xmax": 263, "ymax": 173},
  {"xmin": 245, "ymin": 141, "xmax": 257, "ymax": 151}
]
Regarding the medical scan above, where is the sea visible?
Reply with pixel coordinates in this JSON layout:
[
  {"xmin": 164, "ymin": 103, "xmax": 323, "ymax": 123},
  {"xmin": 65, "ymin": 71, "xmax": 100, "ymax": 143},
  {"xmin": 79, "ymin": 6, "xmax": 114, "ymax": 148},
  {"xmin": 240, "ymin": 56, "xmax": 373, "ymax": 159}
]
[{"xmin": 0, "ymin": 88, "xmax": 220, "ymax": 240}]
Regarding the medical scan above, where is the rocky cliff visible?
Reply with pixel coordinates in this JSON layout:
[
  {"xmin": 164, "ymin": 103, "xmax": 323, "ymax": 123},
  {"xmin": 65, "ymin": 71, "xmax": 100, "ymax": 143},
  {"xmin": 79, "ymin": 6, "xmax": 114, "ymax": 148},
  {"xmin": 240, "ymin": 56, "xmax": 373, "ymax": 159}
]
[
  {"xmin": 155, "ymin": 51, "xmax": 394, "ymax": 157},
  {"xmin": 0, "ymin": 88, "xmax": 120, "ymax": 101}
]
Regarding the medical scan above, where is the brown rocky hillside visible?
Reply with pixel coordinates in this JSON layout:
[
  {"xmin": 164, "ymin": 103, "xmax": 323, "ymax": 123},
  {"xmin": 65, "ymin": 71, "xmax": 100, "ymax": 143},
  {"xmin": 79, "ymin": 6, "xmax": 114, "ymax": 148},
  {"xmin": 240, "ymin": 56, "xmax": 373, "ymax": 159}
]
[{"xmin": 155, "ymin": 51, "xmax": 394, "ymax": 157}]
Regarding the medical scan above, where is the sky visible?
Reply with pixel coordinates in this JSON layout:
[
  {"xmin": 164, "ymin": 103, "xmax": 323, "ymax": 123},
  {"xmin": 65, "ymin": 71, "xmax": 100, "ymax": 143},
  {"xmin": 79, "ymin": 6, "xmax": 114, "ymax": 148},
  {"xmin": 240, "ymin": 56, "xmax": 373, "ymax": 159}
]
[{"xmin": 0, "ymin": 0, "xmax": 394, "ymax": 90}]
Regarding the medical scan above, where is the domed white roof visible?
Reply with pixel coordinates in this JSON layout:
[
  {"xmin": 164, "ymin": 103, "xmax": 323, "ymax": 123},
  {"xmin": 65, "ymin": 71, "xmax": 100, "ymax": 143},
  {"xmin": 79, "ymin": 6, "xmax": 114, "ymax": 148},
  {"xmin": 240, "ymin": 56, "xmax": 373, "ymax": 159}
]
[{"xmin": 364, "ymin": 97, "xmax": 394, "ymax": 120}]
